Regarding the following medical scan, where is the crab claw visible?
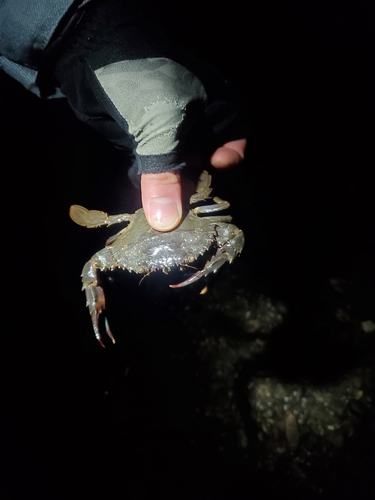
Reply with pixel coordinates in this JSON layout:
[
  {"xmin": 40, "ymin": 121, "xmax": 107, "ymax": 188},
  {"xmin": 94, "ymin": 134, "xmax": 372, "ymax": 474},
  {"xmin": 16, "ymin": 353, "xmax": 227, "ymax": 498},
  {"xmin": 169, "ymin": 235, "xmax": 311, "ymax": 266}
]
[
  {"xmin": 85, "ymin": 285, "xmax": 115, "ymax": 347},
  {"xmin": 170, "ymin": 226, "xmax": 244, "ymax": 288}
]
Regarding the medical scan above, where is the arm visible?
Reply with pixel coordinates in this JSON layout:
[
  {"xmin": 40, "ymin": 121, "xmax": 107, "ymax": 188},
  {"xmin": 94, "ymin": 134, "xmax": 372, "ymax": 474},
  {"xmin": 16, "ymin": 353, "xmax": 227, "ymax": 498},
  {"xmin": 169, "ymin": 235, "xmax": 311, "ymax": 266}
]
[{"xmin": 53, "ymin": 0, "xmax": 247, "ymax": 229}]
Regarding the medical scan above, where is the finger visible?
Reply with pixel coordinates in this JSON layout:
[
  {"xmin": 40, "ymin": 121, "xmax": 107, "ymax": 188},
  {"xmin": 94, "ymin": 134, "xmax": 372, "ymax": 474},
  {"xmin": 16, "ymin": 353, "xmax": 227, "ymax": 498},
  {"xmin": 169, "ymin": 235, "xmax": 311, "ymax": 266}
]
[
  {"xmin": 141, "ymin": 170, "xmax": 183, "ymax": 231},
  {"xmin": 210, "ymin": 138, "xmax": 247, "ymax": 168}
]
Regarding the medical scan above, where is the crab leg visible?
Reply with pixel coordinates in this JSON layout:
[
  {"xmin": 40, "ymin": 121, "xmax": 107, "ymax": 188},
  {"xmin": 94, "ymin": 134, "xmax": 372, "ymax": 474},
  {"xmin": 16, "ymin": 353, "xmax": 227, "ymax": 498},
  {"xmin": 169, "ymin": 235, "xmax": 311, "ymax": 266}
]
[
  {"xmin": 192, "ymin": 197, "xmax": 230, "ymax": 215},
  {"xmin": 169, "ymin": 254, "xmax": 228, "ymax": 288},
  {"xmin": 170, "ymin": 225, "xmax": 244, "ymax": 288},
  {"xmin": 189, "ymin": 170, "xmax": 213, "ymax": 203}
]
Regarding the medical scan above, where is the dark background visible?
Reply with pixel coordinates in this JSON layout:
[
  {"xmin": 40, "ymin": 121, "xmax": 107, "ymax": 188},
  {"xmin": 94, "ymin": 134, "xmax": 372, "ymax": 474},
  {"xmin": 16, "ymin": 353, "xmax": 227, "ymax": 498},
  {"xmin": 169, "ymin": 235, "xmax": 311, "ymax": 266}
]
[{"xmin": 1, "ymin": 1, "xmax": 374, "ymax": 499}]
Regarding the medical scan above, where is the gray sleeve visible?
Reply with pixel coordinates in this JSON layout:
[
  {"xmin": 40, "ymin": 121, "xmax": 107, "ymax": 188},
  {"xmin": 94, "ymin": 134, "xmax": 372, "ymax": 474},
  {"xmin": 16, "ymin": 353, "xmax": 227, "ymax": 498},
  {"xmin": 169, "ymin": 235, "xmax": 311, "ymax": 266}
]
[{"xmin": 94, "ymin": 58, "xmax": 207, "ymax": 157}]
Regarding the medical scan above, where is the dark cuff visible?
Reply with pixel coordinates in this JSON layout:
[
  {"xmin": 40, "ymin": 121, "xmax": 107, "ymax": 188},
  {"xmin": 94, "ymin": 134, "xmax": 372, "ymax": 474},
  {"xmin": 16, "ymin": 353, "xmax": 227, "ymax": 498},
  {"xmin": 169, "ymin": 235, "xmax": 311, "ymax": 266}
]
[
  {"xmin": 127, "ymin": 152, "xmax": 185, "ymax": 188},
  {"xmin": 127, "ymin": 151, "xmax": 208, "ymax": 188}
]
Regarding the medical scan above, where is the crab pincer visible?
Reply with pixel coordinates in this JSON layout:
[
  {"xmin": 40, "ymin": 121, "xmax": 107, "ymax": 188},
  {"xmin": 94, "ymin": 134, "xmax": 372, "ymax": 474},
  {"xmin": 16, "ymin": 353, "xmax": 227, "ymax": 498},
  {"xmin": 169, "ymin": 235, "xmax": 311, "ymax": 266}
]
[{"xmin": 84, "ymin": 284, "xmax": 115, "ymax": 347}]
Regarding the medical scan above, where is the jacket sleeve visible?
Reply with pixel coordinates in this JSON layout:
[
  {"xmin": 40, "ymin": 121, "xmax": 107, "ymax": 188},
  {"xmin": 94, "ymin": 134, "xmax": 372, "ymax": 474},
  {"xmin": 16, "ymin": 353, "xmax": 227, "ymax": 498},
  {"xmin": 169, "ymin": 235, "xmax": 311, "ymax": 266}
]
[
  {"xmin": 0, "ymin": 0, "xmax": 92, "ymax": 97},
  {"xmin": 1, "ymin": 0, "xmax": 247, "ymax": 179}
]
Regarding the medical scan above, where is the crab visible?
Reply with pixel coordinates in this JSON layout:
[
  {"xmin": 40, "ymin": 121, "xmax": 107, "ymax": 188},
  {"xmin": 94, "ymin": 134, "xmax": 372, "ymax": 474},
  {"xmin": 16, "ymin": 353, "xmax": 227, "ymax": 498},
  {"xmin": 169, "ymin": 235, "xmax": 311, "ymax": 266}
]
[{"xmin": 70, "ymin": 170, "xmax": 244, "ymax": 346}]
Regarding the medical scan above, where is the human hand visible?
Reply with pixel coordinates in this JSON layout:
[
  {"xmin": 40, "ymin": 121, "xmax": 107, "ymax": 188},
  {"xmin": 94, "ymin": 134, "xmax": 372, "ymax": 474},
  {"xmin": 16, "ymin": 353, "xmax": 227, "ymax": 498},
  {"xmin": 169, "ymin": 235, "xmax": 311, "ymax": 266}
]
[{"xmin": 141, "ymin": 138, "xmax": 246, "ymax": 231}]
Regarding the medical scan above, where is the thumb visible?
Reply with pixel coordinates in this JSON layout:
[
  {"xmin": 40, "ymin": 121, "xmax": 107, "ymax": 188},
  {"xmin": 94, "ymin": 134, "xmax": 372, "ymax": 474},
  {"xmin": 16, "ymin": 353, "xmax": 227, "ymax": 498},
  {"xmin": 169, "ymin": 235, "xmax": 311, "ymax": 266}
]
[{"xmin": 141, "ymin": 170, "xmax": 183, "ymax": 231}]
